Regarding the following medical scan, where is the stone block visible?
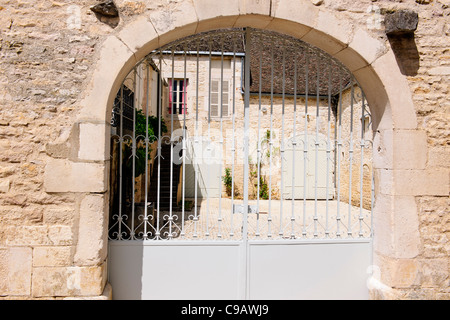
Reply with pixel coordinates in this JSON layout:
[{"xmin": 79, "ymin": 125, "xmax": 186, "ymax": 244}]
[
  {"xmin": 0, "ymin": 247, "xmax": 32, "ymax": 296},
  {"xmin": 392, "ymin": 130, "xmax": 427, "ymax": 170},
  {"xmin": 428, "ymin": 66, "xmax": 450, "ymax": 76},
  {"xmin": 0, "ymin": 179, "xmax": 10, "ymax": 193},
  {"xmin": 419, "ymin": 259, "xmax": 449, "ymax": 288},
  {"xmin": 239, "ymin": 0, "xmax": 271, "ymax": 16},
  {"xmin": 74, "ymin": 194, "xmax": 109, "ymax": 266},
  {"xmin": 33, "ymin": 247, "xmax": 72, "ymax": 267},
  {"xmin": 32, "ymin": 264, "xmax": 106, "ymax": 297},
  {"xmin": 196, "ymin": 16, "xmax": 239, "ymax": 33},
  {"xmin": 149, "ymin": 1, "xmax": 198, "ymax": 47},
  {"xmin": 193, "ymin": 0, "xmax": 240, "ymax": 21},
  {"xmin": 334, "ymin": 47, "xmax": 368, "ymax": 73},
  {"xmin": 349, "ymin": 28, "xmax": 386, "ymax": 66},
  {"xmin": 302, "ymin": 29, "xmax": 346, "ymax": 56},
  {"xmin": 116, "ymin": 16, "xmax": 159, "ymax": 62},
  {"xmin": 316, "ymin": 10, "xmax": 353, "ymax": 46},
  {"xmin": 377, "ymin": 168, "xmax": 449, "ymax": 196},
  {"xmin": 371, "ymin": 50, "xmax": 417, "ymax": 130},
  {"xmin": 78, "ymin": 122, "xmax": 109, "ymax": 162},
  {"xmin": 266, "ymin": 18, "xmax": 311, "ymax": 40},
  {"xmin": 234, "ymin": 14, "xmax": 273, "ymax": 29},
  {"xmin": 271, "ymin": 0, "xmax": 319, "ymax": 31},
  {"xmin": 385, "ymin": 258, "xmax": 421, "ymax": 288},
  {"xmin": 44, "ymin": 159, "xmax": 107, "ymax": 193},
  {"xmin": 77, "ymin": 35, "xmax": 137, "ymax": 123},
  {"xmin": 384, "ymin": 10, "xmax": 419, "ymax": 36},
  {"xmin": 353, "ymin": 66, "xmax": 391, "ymax": 132}
]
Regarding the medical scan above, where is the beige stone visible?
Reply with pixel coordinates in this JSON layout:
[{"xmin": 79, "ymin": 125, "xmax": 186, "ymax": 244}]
[
  {"xmin": 353, "ymin": 66, "xmax": 391, "ymax": 132},
  {"xmin": 33, "ymin": 247, "xmax": 72, "ymax": 267},
  {"xmin": 0, "ymin": 247, "xmax": 32, "ymax": 296},
  {"xmin": 271, "ymin": 0, "xmax": 319, "ymax": 31},
  {"xmin": 116, "ymin": 16, "xmax": 159, "ymax": 62},
  {"xmin": 392, "ymin": 130, "xmax": 428, "ymax": 170},
  {"xmin": 371, "ymin": 50, "xmax": 418, "ymax": 130},
  {"xmin": 78, "ymin": 35, "xmax": 137, "ymax": 123},
  {"xmin": 44, "ymin": 159, "xmax": 107, "ymax": 193},
  {"xmin": 239, "ymin": 0, "xmax": 271, "ymax": 15},
  {"xmin": 348, "ymin": 28, "xmax": 386, "ymax": 65},
  {"xmin": 302, "ymin": 28, "xmax": 346, "ymax": 56},
  {"xmin": 149, "ymin": 1, "xmax": 199, "ymax": 47},
  {"xmin": 334, "ymin": 47, "xmax": 368, "ymax": 73},
  {"xmin": 74, "ymin": 194, "xmax": 108, "ymax": 266},
  {"xmin": 316, "ymin": 10, "xmax": 353, "ymax": 46},
  {"xmin": 385, "ymin": 259, "xmax": 421, "ymax": 288},
  {"xmin": 0, "ymin": 179, "xmax": 10, "ymax": 193},
  {"xmin": 234, "ymin": 14, "xmax": 273, "ymax": 29},
  {"xmin": 373, "ymin": 129, "xmax": 428, "ymax": 170},
  {"xmin": 78, "ymin": 122, "xmax": 109, "ymax": 162},
  {"xmin": 32, "ymin": 264, "xmax": 106, "ymax": 297},
  {"xmin": 266, "ymin": 18, "xmax": 311, "ymax": 40}
]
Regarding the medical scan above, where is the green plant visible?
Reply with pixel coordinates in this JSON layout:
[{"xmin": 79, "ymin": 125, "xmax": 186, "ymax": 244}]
[
  {"xmin": 124, "ymin": 109, "xmax": 167, "ymax": 178},
  {"xmin": 258, "ymin": 175, "xmax": 269, "ymax": 200},
  {"xmin": 222, "ymin": 167, "xmax": 233, "ymax": 197}
]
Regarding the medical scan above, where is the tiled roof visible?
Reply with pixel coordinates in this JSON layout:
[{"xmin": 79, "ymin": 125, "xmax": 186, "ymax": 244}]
[{"xmin": 161, "ymin": 28, "xmax": 352, "ymax": 97}]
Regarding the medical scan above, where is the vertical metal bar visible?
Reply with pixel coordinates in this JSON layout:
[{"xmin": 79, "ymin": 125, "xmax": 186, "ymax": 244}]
[
  {"xmin": 205, "ymin": 37, "xmax": 212, "ymax": 238},
  {"xmin": 347, "ymin": 77, "xmax": 355, "ymax": 237},
  {"xmin": 155, "ymin": 52, "xmax": 163, "ymax": 239},
  {"xmin": 359, "ymin": 88, "xmax": 366, "ymax": 238},
  {"xmin": 230, "ymin": 34, "xmax": 237, "ymax": 239},
  {"xmin": 268, "ymin": 35, "xmax": 274, "ymax": 239},
  {"xmin": 302, "ymin": 48, "xmax": 309, "ymax": 238},
  {"xmin": 242, "ymin": 27, "xmax": 252, "ymax": 299},
  {"xmin": 279, "ymin": 40, "xmax": 286, "ymax": 238},
  {"xmin": 217, "ymin": 34, "xmax": 224, "ymax": 239},
  {"xmin": 169, "ymin": 50, "xmax": 175, "ymax": 239},
  {"xmin": 291, "ymin": 50, "xmax": 298, "ymax": 239},
  {"xmin": 131, "ymin": 67, "xmax": 137, "ymax": 239},
  {"xmin": 144, "ymin": 62, "xmax": 150, "ymax": 240},
  {"xmin": 256, "ymin": 33, "xmax": 263, "ymax": 238},
  {"xmin": 325, "ymin": 62, "xmax": 332, "ymax": 238},
  {"xmin": 181, "ymin": 45, "xmax": 187, "ymax": 238},
  {"xmin": 336, "ymin": 75, "xmax": 343, "ymax": 238},
  {"xmin": 118, "ymin": 85, "xmax": 124, "ymax": 239},
  {"xmin": 194, "ymin": 39, "xmax": 200, "ymax": 239},
  {"xmin": 314, "ymin": 52, "xmax": 320, "ymax": 238}
]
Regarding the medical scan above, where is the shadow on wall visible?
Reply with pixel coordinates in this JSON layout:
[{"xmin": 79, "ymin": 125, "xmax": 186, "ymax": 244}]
[
  {"xmin": 387, "ymin": 34, "xmax": 420, "ymax": 77},
  {"xmin": 384, "ymin": 9, "xmax": 420, "ymax": 77}
]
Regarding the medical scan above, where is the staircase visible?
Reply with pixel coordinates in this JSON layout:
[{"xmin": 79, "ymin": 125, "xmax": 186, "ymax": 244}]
[{"xmin": 148, "ymin": 142, "xmax": 182, "ymax": 211}]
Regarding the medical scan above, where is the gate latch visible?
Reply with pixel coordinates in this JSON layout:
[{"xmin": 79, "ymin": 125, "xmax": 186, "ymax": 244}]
[{"xmin": 233, "ymin": 204, "xmax": 260, "ymax": 214}]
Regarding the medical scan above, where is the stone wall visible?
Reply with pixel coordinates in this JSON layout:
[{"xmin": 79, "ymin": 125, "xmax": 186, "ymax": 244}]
[{"xmin": 0, "ymin": 0, "xmax": 448, "ymax": 299}]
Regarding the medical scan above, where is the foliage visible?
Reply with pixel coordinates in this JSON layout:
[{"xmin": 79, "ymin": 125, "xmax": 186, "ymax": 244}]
[
  {"xmin": 125, "ymin": 109, "xmax": 167, "ymax": 178},
  {"xmin": 222, "ymin": 167, "xmax": 233, "ymax": 197}
]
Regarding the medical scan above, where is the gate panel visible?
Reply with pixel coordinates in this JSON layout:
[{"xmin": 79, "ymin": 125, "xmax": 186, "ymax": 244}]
[
  {"xmin": 109, "ymin": 241, "xmax": 243, "ymax": 300},
  {"xmin": 248, "ymin": 240, "xmax": 371, "ymax": 300}
]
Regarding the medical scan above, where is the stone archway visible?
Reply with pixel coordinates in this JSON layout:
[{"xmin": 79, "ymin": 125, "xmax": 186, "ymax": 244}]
[{"xmin": 61, "ymin": 0, "xmax": 424, "ymax": 299}]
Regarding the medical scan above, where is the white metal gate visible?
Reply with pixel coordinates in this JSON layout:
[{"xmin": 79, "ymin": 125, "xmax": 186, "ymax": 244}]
[{"xmin": 107, "ymin": 28, "xmax": 374, "ymax": 300}]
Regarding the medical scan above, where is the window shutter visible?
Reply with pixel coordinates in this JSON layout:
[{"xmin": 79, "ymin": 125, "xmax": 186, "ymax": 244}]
[
  {"xmin": 182, "ymin": 79, "xmax": 188, "ymax": 115},
  {"xmin": 221, "ymin": 80, "xmax": 229, "ymax": 117},
  {"xmin": 210, "ymin": 79, "xmax": 219, "ymax": 117},
  {"xmin": 168, "ymin": 79, "xmax": 173, "ymax": 114}
]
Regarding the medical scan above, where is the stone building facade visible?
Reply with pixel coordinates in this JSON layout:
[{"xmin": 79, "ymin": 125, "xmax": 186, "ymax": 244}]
[{"xmin": 0, "ymin": 0, "xmax": 448, "ymax": 299}]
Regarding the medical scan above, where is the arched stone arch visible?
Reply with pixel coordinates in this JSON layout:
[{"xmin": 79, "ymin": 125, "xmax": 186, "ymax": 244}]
[{"xmin": 66, "ymin": 0, "xmax": 424, "ymax": 299}]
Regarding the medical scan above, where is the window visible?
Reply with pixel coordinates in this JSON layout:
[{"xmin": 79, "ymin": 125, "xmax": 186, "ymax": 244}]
[
  {"xmin": 169, "ymin": 79, "xmax": 188, "ymax": 114},
  {"xmin": 210, "ymin": 79, "xmax": 229, "ymax": 118}
]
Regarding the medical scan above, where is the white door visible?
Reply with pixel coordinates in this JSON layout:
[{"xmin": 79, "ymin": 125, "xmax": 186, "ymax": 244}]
[{"xmin": 283, "ymin": 133, "xmax": 334, "ymax": 200}]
